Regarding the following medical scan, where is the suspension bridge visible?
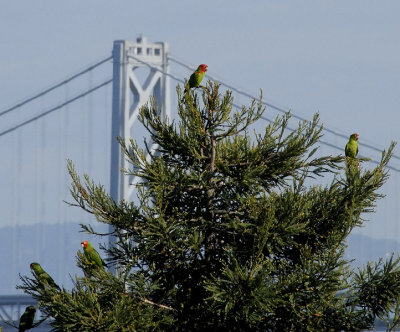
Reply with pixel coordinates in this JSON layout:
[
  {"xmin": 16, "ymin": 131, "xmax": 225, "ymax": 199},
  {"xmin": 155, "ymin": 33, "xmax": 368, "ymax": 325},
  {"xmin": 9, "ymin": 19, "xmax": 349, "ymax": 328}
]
[{"xmin": 0, "ymin": 35, "xmax": 399, "ymax": 330}]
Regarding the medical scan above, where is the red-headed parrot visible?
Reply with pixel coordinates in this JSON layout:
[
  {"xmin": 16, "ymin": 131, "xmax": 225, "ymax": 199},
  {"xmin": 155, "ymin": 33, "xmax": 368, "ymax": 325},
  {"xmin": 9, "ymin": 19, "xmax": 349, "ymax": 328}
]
[
  {"xmin": 81, "ymin": 240, "xmax": 107, "ymax": 269},
  {"xmin": 183, "ymin": 64, "xmax": 208, "ymax": 95},
  {"xmin": 188, "ymin": 64, "xmax": 208, "ymax": 89},
  {"xmin": 30, "ymin": 262, "xmax": 59, "ymax": 289},
  {"xmin": 345, "ymin": 133, "xmax": 359, "ymax": 158},
  {"xmin": 18, "ymin": 306, "xmax": 36, "ymax": 332}
]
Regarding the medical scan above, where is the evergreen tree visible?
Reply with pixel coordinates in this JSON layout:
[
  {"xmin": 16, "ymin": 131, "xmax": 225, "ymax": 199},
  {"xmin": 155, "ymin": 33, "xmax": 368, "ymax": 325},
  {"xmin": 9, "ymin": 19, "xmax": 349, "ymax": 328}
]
[{"xmin": 18, "ymin": 82, "xmax": 400, "ymax": 331}]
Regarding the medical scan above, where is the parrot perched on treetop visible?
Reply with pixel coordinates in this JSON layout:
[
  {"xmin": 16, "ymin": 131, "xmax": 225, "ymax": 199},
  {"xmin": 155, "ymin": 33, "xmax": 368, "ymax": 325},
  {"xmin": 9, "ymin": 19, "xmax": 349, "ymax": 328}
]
[
  {"xmin": 18, "ymin": 306, "xmax": 36, "ymax": 332},
  {"xmin": 345, "ymin": 133, "xmax": 359, "ymax": 158},
  {"xmin": 81, "ymin": 240, "xmax": 107, "ymax": 269},
  {"xmin": 188, "ymin": 64, "xmax": 208, "ymax": 88},
  {"xmin": 183, "ymin": 64, "xmax": 208, "ymax": 95},
  {"xmin": 30, "ymin": 262, "xmax": 59, "ymax": 289}
]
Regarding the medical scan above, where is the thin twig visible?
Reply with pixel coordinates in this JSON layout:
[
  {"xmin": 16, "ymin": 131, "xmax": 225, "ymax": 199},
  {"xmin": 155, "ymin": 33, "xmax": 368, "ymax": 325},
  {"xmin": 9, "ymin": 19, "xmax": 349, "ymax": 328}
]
[{"xmin": 143, "ymin": 298, "xmax": 175, "ymax": 311}]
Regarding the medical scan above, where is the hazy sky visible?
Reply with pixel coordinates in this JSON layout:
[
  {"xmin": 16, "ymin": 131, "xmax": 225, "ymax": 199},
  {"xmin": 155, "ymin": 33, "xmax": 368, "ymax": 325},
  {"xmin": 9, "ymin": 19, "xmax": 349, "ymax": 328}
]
[
  {"xmin": 1, "ymin": 2, "xmax": 400, "ymax": 144},
  {"xmin": 1, "ymin": 1, "xmax": 400, "ymax": 238}
]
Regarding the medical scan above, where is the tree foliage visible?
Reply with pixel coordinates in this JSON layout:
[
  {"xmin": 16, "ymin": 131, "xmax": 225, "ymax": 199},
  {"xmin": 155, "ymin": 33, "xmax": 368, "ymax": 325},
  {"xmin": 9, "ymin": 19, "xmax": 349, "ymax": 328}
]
[{"xmin": 18, "ymin": 82, "xmax": 399, "ymax": 331}]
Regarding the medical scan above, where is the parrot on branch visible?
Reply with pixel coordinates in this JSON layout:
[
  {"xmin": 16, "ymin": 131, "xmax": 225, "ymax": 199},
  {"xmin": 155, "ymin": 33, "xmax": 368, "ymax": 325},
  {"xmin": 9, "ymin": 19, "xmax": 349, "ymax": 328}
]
[
  {"xmin": 81, "ymin": 240, "xmax": 107, "ymax": 270},
  {"xmin": 345, "ymin": 133, "xmax": 359, "ymax": 158},
  {"xmin": 183, "ymin": 64, "xmax": 208, "ymax": 95},
  {"xmin": 30, "ymin": 262, "xmax": 59, "ymax": 289},
  {"xmin": 345, "ymin": 133, "xmax": 359, "ymax": 172},
  {"xmin": 18, "ymin": 306, "xmax": 36, "ymax": 332}
]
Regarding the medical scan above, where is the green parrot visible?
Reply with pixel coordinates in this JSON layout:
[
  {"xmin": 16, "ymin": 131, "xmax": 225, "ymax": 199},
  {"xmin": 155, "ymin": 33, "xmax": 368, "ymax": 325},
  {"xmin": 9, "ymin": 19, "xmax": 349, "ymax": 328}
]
[
  {"xmin": 18, "ymin": 306, "xmax": 36, "ymax": 332},
  {"xmin": 345, "ymin": 133, "xmax": 359, "ymax": 158},
  {"xmin": 81, "ymin": 240, "xmax": 107, "ymax": 269},
  {"xmin": 183, "ymin": 64, "xmax": 208, "ymax": 95},
  {"xmin": 30, "ymin": 262, "xmax": 59, "ymax": 289}
]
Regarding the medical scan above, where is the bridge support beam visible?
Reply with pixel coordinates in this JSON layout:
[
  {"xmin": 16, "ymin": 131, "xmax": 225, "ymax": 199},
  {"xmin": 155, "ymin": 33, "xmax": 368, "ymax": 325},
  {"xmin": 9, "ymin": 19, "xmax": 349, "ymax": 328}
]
[{"xmin": 110, "ymin": 35, "xmax": 170, "ymax": 203}]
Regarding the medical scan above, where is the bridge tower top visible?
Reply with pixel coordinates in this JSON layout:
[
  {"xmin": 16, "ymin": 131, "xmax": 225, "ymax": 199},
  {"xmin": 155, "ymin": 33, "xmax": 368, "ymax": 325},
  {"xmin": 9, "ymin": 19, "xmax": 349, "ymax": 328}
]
[{"xmin": 120, "ymin": 34, "xmax": 169, "ymax": 67}]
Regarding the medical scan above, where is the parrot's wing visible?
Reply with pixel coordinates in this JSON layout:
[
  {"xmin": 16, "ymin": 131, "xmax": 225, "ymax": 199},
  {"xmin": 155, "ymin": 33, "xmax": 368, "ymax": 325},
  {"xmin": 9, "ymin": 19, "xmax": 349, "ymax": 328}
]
[
  {"xmin": 89, "ymin": 249, "xmax": 105, "ymax": 268},
  {"xmin": 345, "ymin": 142, "xmax": 358, "ymax": 158},
  {"xmin": 345, "ymin": 143, "xmax": 350, "ymax": 157},
  {"xmin": 43, "ymin": 272, "xmax": 54, "ymax": 282},
  {"xmin": 42, "ymin": 271, "xmax": 59, "ymax": 288},
  {"xmin": 188, "ymin": 71, "xmax": 199, "ymax": 88}
]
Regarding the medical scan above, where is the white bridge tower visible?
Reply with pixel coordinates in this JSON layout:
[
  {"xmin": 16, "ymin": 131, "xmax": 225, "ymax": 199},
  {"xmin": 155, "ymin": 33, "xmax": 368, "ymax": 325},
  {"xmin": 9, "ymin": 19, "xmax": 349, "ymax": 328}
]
[{"xmin": 110, "ymin": 36, "xmax": 170, "ymax": 203}]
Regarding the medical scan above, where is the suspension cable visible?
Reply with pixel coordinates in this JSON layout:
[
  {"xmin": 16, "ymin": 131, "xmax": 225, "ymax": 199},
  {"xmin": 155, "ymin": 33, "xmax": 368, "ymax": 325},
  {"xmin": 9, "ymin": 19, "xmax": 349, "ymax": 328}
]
[
  {"xmin": 0, "ymin": 56, "xmax": 112, "ymax": 118},
  {"xmin": 0, "ymin": 78, "xmax": 112, "ymax": 137}
]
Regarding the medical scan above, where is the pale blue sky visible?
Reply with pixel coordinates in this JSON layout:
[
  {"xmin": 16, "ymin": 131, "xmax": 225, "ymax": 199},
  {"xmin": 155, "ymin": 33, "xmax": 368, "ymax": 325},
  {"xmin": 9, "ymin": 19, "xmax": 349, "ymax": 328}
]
[
  {"xmin": 1, "ymin": 1, "xmax": 400, "ymax": 145},
  {"xmin": 0, "ymin": 1, "xmax": 400, "ymax": 238}
]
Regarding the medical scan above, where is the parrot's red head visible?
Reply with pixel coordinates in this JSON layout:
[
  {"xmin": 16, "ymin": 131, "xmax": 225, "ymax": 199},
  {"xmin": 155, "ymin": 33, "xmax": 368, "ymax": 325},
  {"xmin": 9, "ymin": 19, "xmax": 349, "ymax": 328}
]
[
  {"xmin": 81, "ymin": 240, "xmax": 88, "ymax": 248},
  {"xmin": 199, "ymin": 64, "xmax": 208, "ymax": 72},
  {"xmin": 351, "ymin": 133, "xmax": 359, "ymax": 140}
]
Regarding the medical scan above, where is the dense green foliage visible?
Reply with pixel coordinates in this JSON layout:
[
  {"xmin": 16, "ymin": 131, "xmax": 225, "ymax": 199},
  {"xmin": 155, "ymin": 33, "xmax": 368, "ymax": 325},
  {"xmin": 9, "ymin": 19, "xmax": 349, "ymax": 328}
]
[{"xmin": 18, "ymin": 82, "xmax": 400, "ymax": 331}]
